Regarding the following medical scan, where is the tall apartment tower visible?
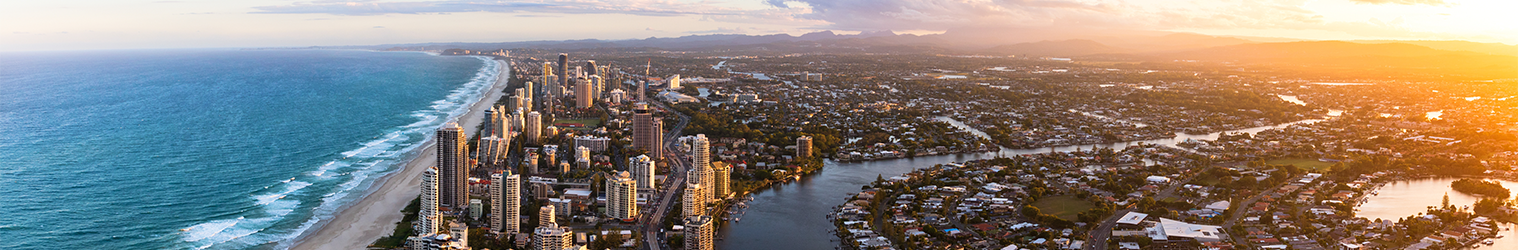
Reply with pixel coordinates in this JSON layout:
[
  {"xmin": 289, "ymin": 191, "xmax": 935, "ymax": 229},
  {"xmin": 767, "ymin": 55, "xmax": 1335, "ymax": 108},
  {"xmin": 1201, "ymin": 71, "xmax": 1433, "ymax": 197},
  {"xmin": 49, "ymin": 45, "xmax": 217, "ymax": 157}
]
[
  {"xmin": 539, "ymin": 204, "xmax": 556, "ymax": 226},
  {"xmin": 586, "ymin": 60, "xmax": 598, "ymax": 76},
  {"xmin": 668, "ymin": 74, "xmax": 681, "ymax": 89},
  {"xmin": 557, "ymin": 53, "xmax": 569, "ymax": 88},
  {"xmin": 477, "ymin": 136, "xmax": 508, "ymax": 168},
  {"xmin": 796, "ymin": 136, "xmax": 813, "ymax": 159},
  {"xmin": 510, "ymin": 109, "xmax": 524, "ymax": 134},
  {"xmin": 629, "ymin": 154, "xmax": 655, "ymax": 190},
  {"xmin": 691, "ymin": 134, "xmax": 712, "ymax": 195},
  {"xmin": 496, "ymin": 106, "xmax": 511, "ymax": 139},
  {"xmin": 632, "ymin": 104, "xmax": 662, "ymax": 158},
  {"xmin": 683, "ymin": 215, "xmax": 714, "ymax": 250},
  {"xmin": 541, "ymin": 62, "xmax": 553, "ymax": 78},
  {"xmin": 490, "ymin": 170, "xmax": 521, "ymax": 235},
  {"xmin": 589, "ymin": 75, "xmax": 604, "ymax": 101},
  {"xmin": 484, "ymin": 107, "xmax": 498, "ymax": 137},
  {"xmin": 522, "ymin": 82, "xmax": 535, "ymax": 112},
  {"xmin": 524, "ymin": 111, "xmax": 542, "ymax": 145},
  {"xmin": 682, "ymin": 177, "xmax": 705, "ymax": 217},
  {"xmin": 712, "ymin": 162, "xmax": 729, "ymax": 200},
  {"xmin": 437, "ymin": 122, "xmax": 469, "ymax": 209},
  {"xmin": 574, "ymin": 78, "xmax": 593, "ymax": 108},
  {"xmin": 419, "ymin": 167, "xmax": 441, "ymax": 234},
  {"xmin": 606, "ymin": 171, "xmax": 638, "ymax": 222}
]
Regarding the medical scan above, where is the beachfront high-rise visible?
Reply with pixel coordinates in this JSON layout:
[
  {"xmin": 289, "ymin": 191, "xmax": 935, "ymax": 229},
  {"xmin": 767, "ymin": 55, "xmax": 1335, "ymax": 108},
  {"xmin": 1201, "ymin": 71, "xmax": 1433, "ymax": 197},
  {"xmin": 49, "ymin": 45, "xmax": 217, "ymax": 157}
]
[
  {"xmin": 510, "ymin": 109, "xmax": 524, "ymax": 134},
  {"xmin": 575, "ymin": 78, "xmax": 593, "ymax": 108},
  {"xmin": 525, "ymin": 111, "xmax": 542, "ymax": 145},
  {"xmin": 682, "ymin": 178, "xmax": 705, "ymax": 217},
  {"xmin": 490, "ymin": 170, "xmax": 520, "ymax": 235},
  {"xmin": 629, "ymin": 154, "xmax": 655, "ymax": 190},
  {"xmin": 632, "ymin": 104, "xmax": 662, "ymax": 158},
  {"xmin": 606, "ymin": 171, "xmax": 638, "ymax": 222},
  {"xmin": 712, "ymin": 162, "xmax": 729, "ymax": 200},
  {"xmin": 484, "ymin": 106, "xmax": 498, "ymax": 137},
  {"xmin": 682, "ymin": 215, "xmax": 714, "ymax": 250},
  {"xmin": 437, "ymin": 122, "xmax": 469, "ymax": 209},
  {"xmin": 691, "ymin": 134, "xmax": 712, "ymax": 201},
  {"xmin": 522, "ymin": 82, "xmax": 535, "ymax": 112},
  {"xmin": 477, "ymin": 136, "xmax": 508, "ymax": 168},
  {"xmin": 796, "ymin": 136, "xmax": 813, "ymax": 159},
  {"xmin": 419, "ymin": 167, "xmax": 440, "ymax": 234}
]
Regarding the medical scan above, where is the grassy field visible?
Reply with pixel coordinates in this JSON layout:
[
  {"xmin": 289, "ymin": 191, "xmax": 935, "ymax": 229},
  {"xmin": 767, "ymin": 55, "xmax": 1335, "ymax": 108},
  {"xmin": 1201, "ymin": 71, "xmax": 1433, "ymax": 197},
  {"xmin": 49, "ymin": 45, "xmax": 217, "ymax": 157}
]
[
  {"xmin": 1265, "ymin": 158, "xmax": 1336, "ymax": 171},
  {"xmin": 553, "ymin": 118, "xmax": 601, "ymax": 130},
  {"xmin": 1032, "ymin": 195, "xmax": 1095, "ymax": 221}
]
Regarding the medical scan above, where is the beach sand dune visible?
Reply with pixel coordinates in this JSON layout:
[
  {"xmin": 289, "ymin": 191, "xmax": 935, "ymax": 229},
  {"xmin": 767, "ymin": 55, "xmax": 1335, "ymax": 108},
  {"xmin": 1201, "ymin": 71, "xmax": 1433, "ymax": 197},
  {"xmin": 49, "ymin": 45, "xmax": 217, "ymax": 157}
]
[{"xmin": 290, "ymin": 59, "xmax": 509, "ymax": 250}]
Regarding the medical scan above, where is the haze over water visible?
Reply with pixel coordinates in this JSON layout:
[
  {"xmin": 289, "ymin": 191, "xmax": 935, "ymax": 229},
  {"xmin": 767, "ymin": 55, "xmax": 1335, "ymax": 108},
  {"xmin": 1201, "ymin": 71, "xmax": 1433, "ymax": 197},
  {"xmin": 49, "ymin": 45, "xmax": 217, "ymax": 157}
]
[{"xmin": 0, "ymin": 49, "xmax": 497, "ymax": 249}]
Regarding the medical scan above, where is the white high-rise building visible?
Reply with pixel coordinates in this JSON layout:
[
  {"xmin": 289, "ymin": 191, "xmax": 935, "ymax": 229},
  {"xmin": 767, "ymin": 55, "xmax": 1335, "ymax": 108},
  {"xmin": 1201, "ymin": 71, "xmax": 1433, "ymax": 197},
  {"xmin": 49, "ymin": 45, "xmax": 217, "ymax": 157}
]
[
  {"xmin": 606, "ymin": 171, "xmax": 638, "ymax": 222},
  {"xmin": 532, "ymin": 224, "xmax": 572, "ymax": 250},
  {"xmin": 629, "ymin": 154, "xmax": 655, "ymax": 190},
  {"xmin": 490, "ymin": 171, "xmax": 521, "ymax": 235},
  {"xmin": 683, "ymin": 215, "xmax": 714, "ymax": 250},
  {"xmin": 539, "ymin": 204, "xmax": 556, "ymax": 226},
  {"xmin": 510, "ymin": 109, "xmax": 524, "ymax": 134},
  {"xmin": 668, "ymin": 74, "xmax": 681, "ymax": 89},
  {"xmin": 691, "ymin": 135, "xmax": 713, "ymax": 202},
  {"xmin": 419, "ymin": 167, "xmax": 440, "ymax": 234},
  {"xmin": 682, "ymin": 177, "xmax": 705, "ymax": 217},
  {"xmin": 525, "ymin": 111, "xmax": 542, "ymax": 145}
]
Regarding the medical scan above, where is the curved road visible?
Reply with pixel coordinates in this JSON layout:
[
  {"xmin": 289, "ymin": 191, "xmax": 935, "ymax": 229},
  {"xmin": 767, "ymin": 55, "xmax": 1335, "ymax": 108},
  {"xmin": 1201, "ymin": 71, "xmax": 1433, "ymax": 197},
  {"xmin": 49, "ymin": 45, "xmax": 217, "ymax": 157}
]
[{"xmin": 641, "ymin": 99, "xmax": 691, "ymax": 250}]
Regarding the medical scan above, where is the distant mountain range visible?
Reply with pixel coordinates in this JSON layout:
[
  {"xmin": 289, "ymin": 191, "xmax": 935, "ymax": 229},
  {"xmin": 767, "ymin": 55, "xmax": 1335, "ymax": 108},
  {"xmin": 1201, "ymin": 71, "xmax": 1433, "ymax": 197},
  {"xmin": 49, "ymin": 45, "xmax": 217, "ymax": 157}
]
[{"xmin": 319, "ymin": 30, "xmax": 1516, "ymax": 79}]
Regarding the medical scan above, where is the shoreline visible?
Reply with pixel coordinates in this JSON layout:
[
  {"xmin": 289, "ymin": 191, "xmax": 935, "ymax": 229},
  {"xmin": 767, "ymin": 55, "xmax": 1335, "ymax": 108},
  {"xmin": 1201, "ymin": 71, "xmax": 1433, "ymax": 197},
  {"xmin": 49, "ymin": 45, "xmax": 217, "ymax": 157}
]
[{"xmin": 289, "ymin": 57, "xmax": 510, "ymax": 250}]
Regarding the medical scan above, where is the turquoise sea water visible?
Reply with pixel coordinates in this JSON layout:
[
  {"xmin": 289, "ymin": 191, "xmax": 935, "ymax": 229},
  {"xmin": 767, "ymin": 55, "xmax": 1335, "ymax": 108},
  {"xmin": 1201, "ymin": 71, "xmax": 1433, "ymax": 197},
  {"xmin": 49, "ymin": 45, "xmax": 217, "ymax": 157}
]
[{"xmin": 0, "ymin": 49, "xmax": 500, "ymax": 249}]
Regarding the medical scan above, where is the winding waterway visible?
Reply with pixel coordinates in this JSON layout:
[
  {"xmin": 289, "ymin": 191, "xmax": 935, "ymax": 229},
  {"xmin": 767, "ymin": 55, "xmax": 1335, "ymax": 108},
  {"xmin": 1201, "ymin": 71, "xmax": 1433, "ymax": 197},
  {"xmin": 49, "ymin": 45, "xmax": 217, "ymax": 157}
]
[
  {"xmin": 1358, "ymin": 178, "xmax": 1518, "ymax": 249},
  {"xmin": 717, "ymin": 114, "xmax": 1330, "ymax": 249}
]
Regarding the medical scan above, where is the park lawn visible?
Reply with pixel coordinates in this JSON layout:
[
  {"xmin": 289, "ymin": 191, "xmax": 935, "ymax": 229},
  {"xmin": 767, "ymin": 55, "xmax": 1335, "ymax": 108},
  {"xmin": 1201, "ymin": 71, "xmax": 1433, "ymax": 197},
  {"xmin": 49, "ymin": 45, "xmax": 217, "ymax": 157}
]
[
  {"xmin": 1265, "ymin": 158, "xmax": 1336, "ymax": 171},
  {"xmin": 1032, "ymin": 195, "xmax": 1095, "ymax": 221},
  {"xmin": 553, "ymin": 118, "xmax": 602, "ymax": 130}
]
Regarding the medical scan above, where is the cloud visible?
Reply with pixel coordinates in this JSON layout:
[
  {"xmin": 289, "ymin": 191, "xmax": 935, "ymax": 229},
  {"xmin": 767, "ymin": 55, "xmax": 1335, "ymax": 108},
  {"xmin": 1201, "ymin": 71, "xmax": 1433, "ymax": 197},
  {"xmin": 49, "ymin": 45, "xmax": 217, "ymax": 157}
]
[
  {"xmin": 253, "ymin": 0, "xmax": 740, "ymax": 17},
  {"xmin": 373, "ymin": 26, "xmax": 385, "ymax": 28},
  {"xmin": 1347, "ymin": 0, "xmax": 1448, "ymax": 6}
]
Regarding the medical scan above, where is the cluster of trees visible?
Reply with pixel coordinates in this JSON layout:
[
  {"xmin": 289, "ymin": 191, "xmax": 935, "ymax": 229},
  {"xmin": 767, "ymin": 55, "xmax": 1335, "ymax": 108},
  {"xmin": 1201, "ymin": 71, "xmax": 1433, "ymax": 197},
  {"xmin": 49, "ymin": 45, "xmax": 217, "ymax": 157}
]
[
  {"xmin": 672, "ymin": 103, "xmax": 842, "ymax": 157},
  {"xmin": 1020, "ymin": 205, "xmax": 1075, "ymax": 228},
  {"xmin": 1451, "ymin": 178, "xmax": 1511, "ymax": 198}
]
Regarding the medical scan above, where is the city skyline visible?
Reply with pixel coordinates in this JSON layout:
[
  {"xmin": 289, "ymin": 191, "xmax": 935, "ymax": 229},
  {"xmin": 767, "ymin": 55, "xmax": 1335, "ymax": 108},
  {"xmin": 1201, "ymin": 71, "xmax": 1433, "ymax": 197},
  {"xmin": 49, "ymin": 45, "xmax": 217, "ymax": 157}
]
[{"xmin": 4, "ymin": 0, "xmax": 1516, "ymax": 51}]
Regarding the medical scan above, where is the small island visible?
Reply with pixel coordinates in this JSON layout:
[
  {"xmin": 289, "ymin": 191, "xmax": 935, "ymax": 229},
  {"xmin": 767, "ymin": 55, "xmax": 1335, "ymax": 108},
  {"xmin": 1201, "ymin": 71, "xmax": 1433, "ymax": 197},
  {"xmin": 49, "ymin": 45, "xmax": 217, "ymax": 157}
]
[{"xmin": 1451, "ymin": 178, "xmax": 1511, "ymax": 198}]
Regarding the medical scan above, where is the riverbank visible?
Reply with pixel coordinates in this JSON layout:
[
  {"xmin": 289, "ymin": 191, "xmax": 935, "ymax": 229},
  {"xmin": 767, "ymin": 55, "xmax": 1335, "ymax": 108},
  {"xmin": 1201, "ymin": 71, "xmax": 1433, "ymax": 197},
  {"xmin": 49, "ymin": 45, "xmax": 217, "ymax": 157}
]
[{"xmin": 289, "ymin": 58, "xmax": 511, "ymax": 250}]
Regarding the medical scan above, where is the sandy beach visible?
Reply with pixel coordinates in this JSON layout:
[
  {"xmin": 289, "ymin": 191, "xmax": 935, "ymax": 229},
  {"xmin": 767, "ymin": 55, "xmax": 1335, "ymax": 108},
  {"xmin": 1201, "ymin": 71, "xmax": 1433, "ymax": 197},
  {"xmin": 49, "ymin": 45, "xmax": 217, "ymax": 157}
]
[{"xmin": 290, "ymin": 58, "xmax": 510, "ymax": 250}]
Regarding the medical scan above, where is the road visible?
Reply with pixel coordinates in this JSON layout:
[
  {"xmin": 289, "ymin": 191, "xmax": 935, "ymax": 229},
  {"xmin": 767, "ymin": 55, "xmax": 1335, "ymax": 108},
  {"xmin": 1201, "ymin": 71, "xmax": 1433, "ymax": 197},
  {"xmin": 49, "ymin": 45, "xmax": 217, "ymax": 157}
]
[{"xmin": 642, "ymin": 99, "xmax": 691, "ymax": 250}]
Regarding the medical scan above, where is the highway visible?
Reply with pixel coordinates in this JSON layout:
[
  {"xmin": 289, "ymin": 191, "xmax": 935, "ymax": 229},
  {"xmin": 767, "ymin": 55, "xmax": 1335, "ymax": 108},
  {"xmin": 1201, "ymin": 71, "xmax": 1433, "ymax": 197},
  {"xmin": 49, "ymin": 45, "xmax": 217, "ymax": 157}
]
[{"xmin": 641, "ymin": 99, "xmax": 691, "ymax": 250}]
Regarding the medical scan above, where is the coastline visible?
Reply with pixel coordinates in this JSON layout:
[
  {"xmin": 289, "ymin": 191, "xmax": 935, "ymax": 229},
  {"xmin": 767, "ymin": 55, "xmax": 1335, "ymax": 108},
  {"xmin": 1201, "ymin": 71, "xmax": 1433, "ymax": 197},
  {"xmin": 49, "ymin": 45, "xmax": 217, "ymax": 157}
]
[{"xmin": 289, "ymin": 57, "xmax": 510, "ymax": 250}]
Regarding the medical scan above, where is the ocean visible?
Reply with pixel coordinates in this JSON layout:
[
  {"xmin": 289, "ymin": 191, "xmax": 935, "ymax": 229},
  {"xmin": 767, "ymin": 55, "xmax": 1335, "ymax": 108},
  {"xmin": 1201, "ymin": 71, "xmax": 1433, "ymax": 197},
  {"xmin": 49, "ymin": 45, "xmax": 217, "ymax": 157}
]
[{"xmin": 0, "ymin": 49, "xmax": 501, "ymax": 249}]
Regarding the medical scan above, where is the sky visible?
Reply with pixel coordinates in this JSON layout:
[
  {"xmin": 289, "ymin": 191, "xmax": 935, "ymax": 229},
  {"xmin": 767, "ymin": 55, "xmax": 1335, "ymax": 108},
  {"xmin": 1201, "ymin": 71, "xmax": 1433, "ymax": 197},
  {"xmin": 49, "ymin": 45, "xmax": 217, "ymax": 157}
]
[{"xmin": 2, "ymin": 0, "xmax": 1515, "ymax": 51}]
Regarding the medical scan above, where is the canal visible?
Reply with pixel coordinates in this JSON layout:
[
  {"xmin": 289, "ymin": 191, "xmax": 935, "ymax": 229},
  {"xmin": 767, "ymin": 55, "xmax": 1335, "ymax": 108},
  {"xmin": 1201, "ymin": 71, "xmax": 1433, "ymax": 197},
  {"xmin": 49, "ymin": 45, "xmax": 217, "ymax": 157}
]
[{"xmin": 716, "ymin": 115, "xmax": 1329, "ymax": 249}]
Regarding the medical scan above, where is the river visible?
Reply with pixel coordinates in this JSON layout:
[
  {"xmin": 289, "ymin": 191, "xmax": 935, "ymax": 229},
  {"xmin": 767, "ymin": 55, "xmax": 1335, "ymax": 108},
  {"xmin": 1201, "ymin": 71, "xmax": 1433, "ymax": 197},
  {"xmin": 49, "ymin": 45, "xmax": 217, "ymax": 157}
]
[
  {"xmin": 716, "ymin": 115, "xmax": 1330, "ymax": 249},
  {"xmin": 1358, "ymin": 178, "xmax": 1518, "ymax": 249}
]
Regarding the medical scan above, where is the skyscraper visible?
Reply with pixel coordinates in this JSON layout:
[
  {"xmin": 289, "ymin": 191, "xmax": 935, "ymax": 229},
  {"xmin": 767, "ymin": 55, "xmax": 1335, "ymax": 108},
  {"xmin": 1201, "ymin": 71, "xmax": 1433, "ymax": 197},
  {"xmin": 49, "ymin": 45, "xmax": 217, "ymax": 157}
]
[
  {"xmin": 419, "ymin": 167, "xmax": 440, "ymax": 234},
  {"xmin": 522, "ymin": 82, "xmax": 535, "ymax": 112},
  {"xmin": 490, "ymin": 170, "xmax": 520, "ymax": 234},
  {"xmin": 437, "ymin": 122, "xmax": 469, "ymax": 209},
  {"xmin": 574, "ymin": 78, "xmax": 593, "ymax": 108},
  {"xmin": 797, "ymin": 136, "xmax": 813, "ymax": 159},
  {"xmin": 541, "ymin": 62, "xmax": 553, "ymax": 78},
  {"xmin": 589, "ymin": 75, "xmax": 603, "ymax": 101},
  {"xmin": 557, "ymin": 53, "xmax": 568, "ymax": 89},
  {"xmin": 606, "ymin": 171, "xmax": 638, "ymax": 222},
  {"xmin": 509, "ymin": 95, "xmax": 523, "ymax": 115},
  {"xmin": 691, "ymin": 134, "xmax": 713, "ymax": 202},
  {"xmin": 477, "ymin": 136, "xmax": 508, "ymax": 168},
  {"xmin": 524, "ymin": 111, "xmax": 542, "ymax": 145},
  {"xmin": 683, "ymin": 215, "xmax": 714, "ymax": 250},
  {"xmin": 510, "ymin": 109, "xmax": 524, "ymax": 134},
  {"xmin": 629, "ymin": 154, "xmax": 655, "ymax": 190},
  {"xmin": 668, "ymin": 74, "xmax": 681, "ymax": 89},
  {"xmin": 632, "ymin": 104, "xmax": 662, "ymax": 158},
  {"xmin": 712, "ymin": 162, "xmax": 729, "ymax": 200},
  {"xmin": 585, "ymin": 60, "xmax": 598, "ymax": 76},
  {"xmin": 682, "ymin": 177, "xmax": 705, "ymax": 217},
  {"xmin": 484, "ymin": 106, "xmax": 498, "ymax": 137}
]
